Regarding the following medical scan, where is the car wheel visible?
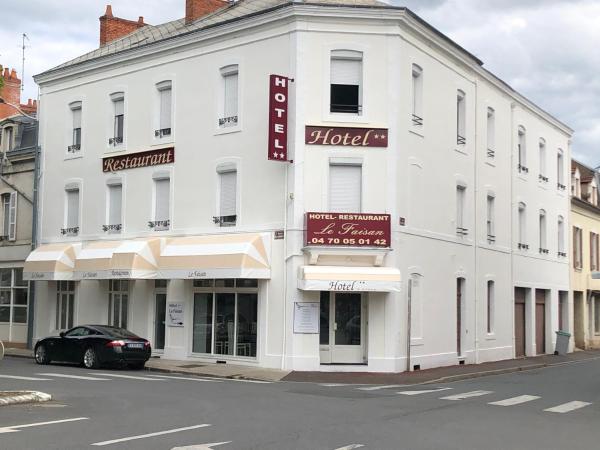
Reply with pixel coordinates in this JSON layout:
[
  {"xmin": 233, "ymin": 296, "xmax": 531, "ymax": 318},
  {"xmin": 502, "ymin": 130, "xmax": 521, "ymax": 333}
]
[
  {"xmin": 129, "ymin": 362, "xmax": 145, "ymax": 370},
  {"xmin": 34, "ymin": 344, "xmax": 51, "ymax": 365},
  {"xmin": 83, "ymin": 347, "xmax": 100, "ymax": 369}
]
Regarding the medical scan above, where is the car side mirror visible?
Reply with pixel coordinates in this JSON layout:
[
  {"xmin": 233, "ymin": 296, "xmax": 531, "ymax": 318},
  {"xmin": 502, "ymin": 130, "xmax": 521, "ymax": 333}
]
[{"xmin": 59, "ymin": 331, "xmax": 66, "ymax": 338}]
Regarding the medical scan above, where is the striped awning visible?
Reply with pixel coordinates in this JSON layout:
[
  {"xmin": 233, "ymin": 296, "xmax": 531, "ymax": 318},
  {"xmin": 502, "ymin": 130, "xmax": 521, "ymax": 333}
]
[
  {"xmin": 23, "ymin": 243, "xmax": 81, "ymax": 281},
  {"xmin": 298, "ymin": 265, "xmax": 401, "ymax": 292},
  {"xmin": 74, "ymin": 239, "xmax": 161, "ymax": 280},
  {"xmin": 158, "ymin": 233, "xmax": 270, "ymax": 279}
]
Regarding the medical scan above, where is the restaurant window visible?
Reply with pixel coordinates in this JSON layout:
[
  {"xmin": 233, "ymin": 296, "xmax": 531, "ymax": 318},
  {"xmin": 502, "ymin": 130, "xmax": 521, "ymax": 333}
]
[
  {"xmin": 220, "ymin": 65, "xmax": 239, "ymax": 128},
  {"xmin": 573, "ymin": 226, "xmax": 583, "ymax": 269},
  {"xmin": 56, "ymin": 280, "xmax": 75, "ymax": 330},
  {"xmin": 152, "ymin": 176, "xmax": 170, "ymax": 231},
  {"xmin": 411, "ymin": 64, "xmax": 423, "ymax": 126},
  {"xmin": 486, "ymin": 195, "xmax": 495, "ymax": 243},
  {"xmin": 108, "ymin": 279, "xmax": 129, "ymax": 329},
  {"xmin": 0, "ymin": 268, "xmax": 28, "ymax": 325},
  {"xmin": 69, "ymin": 101, "xmax": 82, "ymax": 153},
  {"xmin": 591, "ymin": 232, "xmax": 599, "ymax": 271},
  {"xmin": 486, "ymin": 108, "xmax": 495, "ymax": 158},
  {"xmin": 456, "ymin": 90, "xmax": 466, "ymax": 145},
  {"xmin": 106, "ymin": 182, "xmax": 122, "ymax": 233},
  {"xmin": 330, "ymin": 50, "xmax": 362, "ymax": 114},
  {"xmin": 329, "ymin": 163, "xmax": 361, "ymax": 213},
  {"xmin": 192, "ymin": 280, "xmax": 258, "ymax": 358},
  {"xmin": 487, "ymin": 280, "xmax": 495, "ymax": 334},
  {"xmin": 456, "ymin": 185, "xmax": 467, "ymax": 236},
  {"xmin": 110, "ymin": 92, "xmax": 124, "ymax": 146},
  {"xmin": 1, "ymin": 191, "xmax": 16, "ymax": 240},
  {"xmin": 518, "ymin": 202, "xmax": 527, "ymax": 249},
  {"xmin": 217, "ymin": 167, "xmax": 237, "ymax": 226},
  {"xmin": 155, "ymin": 81, "xmax": 172, "ymax": 138},
  {"xmin": 64, "ymin": 187, "xmax": 80, "ymax": 236}
]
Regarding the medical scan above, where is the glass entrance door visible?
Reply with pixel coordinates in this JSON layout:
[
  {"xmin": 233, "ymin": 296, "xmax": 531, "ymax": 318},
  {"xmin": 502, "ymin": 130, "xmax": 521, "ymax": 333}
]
[
  {"xmin": 154, "ymin": 293, "xmax": 166, "ymax": 350},
  {"xmin": 319, "ymin": 292, "xmax": 365, "ymax": 364}
]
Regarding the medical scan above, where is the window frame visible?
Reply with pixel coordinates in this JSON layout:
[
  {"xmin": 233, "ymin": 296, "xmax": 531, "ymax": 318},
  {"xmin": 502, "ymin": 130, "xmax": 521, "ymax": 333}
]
[
  {"xmin": 216, "ymin": 166, "xmax": 238, "ymax": 227},
  {"xmin": 155, "ymin": 80, "xmax": 173, "ymax": 140},
  {"xmin": 63, "ymin": 185, "xmax": 81, "ymax": 237},
  {"xmin": 517, "ymin": 126, "xmax": 528, "ymax": 173},
  {"xmin": 456, "ymin": 90, "xmax": 466, "ymax": 146},
  {"xmin": 486, "ymin": 280, "xmax": 495, "ymax": 334},
  {"xmin": 456, "ymin": 184, "xmax": 467, "ymax": 236},
  {"xmin": 151, "ymin": 173, "xmax": 171, "ymax": 231},
  {"xmin": 0, "ymin": 268, "xmax": 28, "ymax": 326},
  {"xmin": 105, "ymin": 180, "xmax": 123, "ymax": 234},
  {"xmin": 328, "ymin": 160, "xmax": 363, "ymax": 213},
  {"xmin": 108, "ymin": 279, "xmax": 129, "ymax": 329},
  {"xmin": 411, "ymin": 64, "xmax": 424, "ymax": 128},
  {"xmin": 486, "ymin": 107, "xmax": 495, "ymax": 158},
  {"xmin": 108, "ymin": 92, "xmax": 125, "ymax": 149},
  {"xmin": 518, "ymin": 202, "xmax": 527, "ymax": 249},
  {"xmin": 56, "ymin": 280, "xmax": 75, "ymax": 331},
  {"xmin": 329, "ymin": 49, "xmax": 364, "ymax": 116}
]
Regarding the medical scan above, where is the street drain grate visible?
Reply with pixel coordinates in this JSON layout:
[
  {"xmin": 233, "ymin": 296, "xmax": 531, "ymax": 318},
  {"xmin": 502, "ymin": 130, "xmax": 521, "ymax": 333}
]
[{"xmin": 178, "ymin": 364, "xmax": 206, "ymax": 368}]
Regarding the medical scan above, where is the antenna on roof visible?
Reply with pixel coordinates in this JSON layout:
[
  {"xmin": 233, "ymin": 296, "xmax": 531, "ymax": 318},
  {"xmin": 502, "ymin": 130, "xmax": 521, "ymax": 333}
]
[{"xmin": 21, "ymin": 33, "xmax": 29, "ymax": 94}]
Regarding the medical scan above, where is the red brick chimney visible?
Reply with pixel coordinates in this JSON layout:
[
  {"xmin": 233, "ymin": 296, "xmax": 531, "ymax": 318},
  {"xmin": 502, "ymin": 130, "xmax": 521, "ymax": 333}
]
[
  {"xmin": 185, "ymin": 0, "xmax": 228, "ymax": 24},
  {"xmin": 0, "ymin": 66, "xmax": 37, "ymax": 120},
  {"xmin": 99, "ymin": 5, "xmax": 147, "ymax": 46}
]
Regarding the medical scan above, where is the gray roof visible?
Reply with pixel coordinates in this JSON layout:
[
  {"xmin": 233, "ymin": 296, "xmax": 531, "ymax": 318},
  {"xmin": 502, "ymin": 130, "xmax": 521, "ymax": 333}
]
[{"xmin": 46, "ymin": 0, "xmax": 390, "ymax": 74}]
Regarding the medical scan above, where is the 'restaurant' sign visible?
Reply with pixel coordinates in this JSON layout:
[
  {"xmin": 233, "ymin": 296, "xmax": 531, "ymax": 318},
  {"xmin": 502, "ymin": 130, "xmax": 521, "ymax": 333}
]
[
  {"xmin": 103, "ymin": 147, "xmax": 174, "ymax": 173},
  {"xmin": 305, "ymin": 126, "xmax": 388, "ymax": 148},
  {"xmin": 305, "ymin": 212, "xmax": 391, "ymax": 248},
  {"xmin": 268, "ymin": 74, "xmax": 290, "ymax": 161}
]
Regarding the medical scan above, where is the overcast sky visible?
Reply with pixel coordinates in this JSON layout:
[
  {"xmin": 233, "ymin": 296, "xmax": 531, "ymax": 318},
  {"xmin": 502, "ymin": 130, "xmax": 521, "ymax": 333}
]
[{"xmin": 1, "ymin": 0, "xmax": 598, "ymax": 165}]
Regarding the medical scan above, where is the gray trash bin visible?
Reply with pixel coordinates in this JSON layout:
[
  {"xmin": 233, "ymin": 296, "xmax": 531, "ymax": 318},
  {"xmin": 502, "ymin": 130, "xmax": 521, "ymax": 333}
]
[{"xmin": 554, "ymin": 331, "xmax": 571, "ymax": 355}]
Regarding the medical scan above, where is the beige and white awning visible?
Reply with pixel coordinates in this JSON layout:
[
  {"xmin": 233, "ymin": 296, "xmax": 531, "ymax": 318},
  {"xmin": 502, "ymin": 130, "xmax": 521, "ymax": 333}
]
[
  {"xmin": 74, "ymin": 239, "xmax": 161, "ymax": 280},
  {"xmin": 298, "ymin": 266, "xmax": 401, "ymax": 292},
  {"xmin": 158, "ymin": 233, "xmax": 270, "ymax": 279},
  {"xmin": 23, "ymin": 243, "xmax": 81, "ymax": 281}
]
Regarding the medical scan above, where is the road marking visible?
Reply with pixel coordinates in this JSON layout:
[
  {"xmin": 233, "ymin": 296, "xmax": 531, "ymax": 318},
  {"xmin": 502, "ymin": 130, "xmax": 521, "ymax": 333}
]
[
  {"xmin": 333, "ymin": 445, "xmax": 365, "ymax": 450},
  {"xmin": 397, "ymin": 387, "xmax": 453, "ymax": 396},
  {"xmin": 544, "ymin": 401, "xmax": 592, "ymax": 413},
  {"xmin": 91, "ymin": 424, "xmax": 211, "ymax": 446},
  {"xmin": 0, "ymin": 374, "xmax": 52, "ymax": 381},
  {"xmin": 357, "ymin": 384, "xmax": 404, "ymax": 391},
  {"xmin": 489, "ymin": 395, "xmax": 540, "ymax": 406},
  {"xmin": 93, "ymin": 373, "xmax": 163, "ymax": 381},
  {"xmin": 227, "ymin": 378, "xmax": 273, "ymax": 384},
  {"xmin": 0, "ymin": 417, "xmax": 89, "ymax": 434},
  {"xmin": 37, "ymin": 373, "xmax": 110, "ymax": 381},
  {"xmin": 171, "ymin": 442, "xmax": 231, "ymax": 449},
  {"xmin": 440, "ymin": 390, "xmax": 494, "ymax": 401},
  {"xmin": 146, "ymin": 374, "xmax": 223, "ymax": 383}
]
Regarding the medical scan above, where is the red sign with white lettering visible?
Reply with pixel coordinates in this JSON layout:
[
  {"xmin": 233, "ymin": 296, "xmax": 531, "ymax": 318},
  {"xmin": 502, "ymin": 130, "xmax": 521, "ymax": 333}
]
[
  {"xmin": 305, "ymin": 126, "xmax": 388, "ymax": 147},
  {"xmin": 268, "ymin": 74, "xmax": 289, "ymax": 161},
  {"xmin": 305, "ymin": 212, "xmax": 391, "ymax": 248}
]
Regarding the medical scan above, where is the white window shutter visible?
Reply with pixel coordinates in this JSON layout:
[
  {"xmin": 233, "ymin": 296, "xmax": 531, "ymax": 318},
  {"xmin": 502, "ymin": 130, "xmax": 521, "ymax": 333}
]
[
  {"xmin": 160, "ymin": 88, "xmax": 172, "ymax": 130},
  {"xmin": 114, "ymin": 99, "xmax": 124, "ymax": 116},
  {"xmin": 223, "ymin": 72, "xmax": 238, "ymax": 118},
  {"xmin": 220, "ymin": 171, "xmax": 237, "ymax": 217},
  {"xmin": 155, "ymin": 179, "xmax": 170, "ymax": 221},
  {"xmin": 72, "ymin": 108, "xmax": 82, "ymax": 129},
  {"xmin": 329, "ymin": 165, "xmax": 361, "ymax": 212},
  {"xmin": 8, "ymin": 192, "xmax": 17, "ymax": 241},
  {"xmin": 331, "ymin": 58, "xmax": 361, "ymax": 86},
  {"xmin": 109, "ymin": 184, "xmax": 122, "ymax": 226},
  {"xmin": 67, "ymin": 189, "xmax": 79, "ymax": 228}
]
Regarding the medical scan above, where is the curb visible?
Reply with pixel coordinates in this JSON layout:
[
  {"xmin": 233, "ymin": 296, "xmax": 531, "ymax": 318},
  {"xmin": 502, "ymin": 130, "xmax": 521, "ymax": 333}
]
[
  {"xmin": 0, "ymin": 391, "xmax": 52, "ymax": 407},
  {"xmin": 144, "ymin": 365, "xmax": 280, "ymax": 383},
  {"xmin": 3, "ymin": 352, "xmax": 33, "ymax": 360}
]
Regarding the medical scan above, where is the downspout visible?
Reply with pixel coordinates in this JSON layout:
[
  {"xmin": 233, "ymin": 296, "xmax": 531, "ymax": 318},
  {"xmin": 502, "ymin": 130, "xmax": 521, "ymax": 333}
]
[
  {"xmin": 281, "ymin": 163, "xmax": 289, "ymax": 370},
  {"xmin": 406, "ymin": 278, "xmax": 412, "ymax": 372},
  {"xmin": 27, "ymin": 128, "xmax": 40, "ymax": 349},
  {"xmin": 473, "ymin": 78, "xmax": 479, "ymax": 364},
  {"xmin": 510, "ymin": 101, "xmax": 516, "ymax": 357}
]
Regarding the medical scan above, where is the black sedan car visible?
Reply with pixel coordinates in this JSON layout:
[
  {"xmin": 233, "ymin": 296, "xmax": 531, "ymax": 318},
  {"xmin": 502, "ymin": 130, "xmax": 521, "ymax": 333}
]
[{"xmin": 34, "ymin": 325, "xmax": 151, "ymax": 370}]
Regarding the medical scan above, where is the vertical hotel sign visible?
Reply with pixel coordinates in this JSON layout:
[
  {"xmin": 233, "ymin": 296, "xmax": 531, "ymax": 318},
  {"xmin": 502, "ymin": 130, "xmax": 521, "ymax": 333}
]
[{"xmin": 268, "ymin": 74, "xmax": 289, "ymax": 161}]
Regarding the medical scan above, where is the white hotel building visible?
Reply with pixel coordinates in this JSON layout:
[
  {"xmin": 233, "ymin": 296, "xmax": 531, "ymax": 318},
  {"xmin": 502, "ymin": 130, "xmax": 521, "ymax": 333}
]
[{"xmin": 28, "ymin": 0, "xmax": 573, "ymax": 372}]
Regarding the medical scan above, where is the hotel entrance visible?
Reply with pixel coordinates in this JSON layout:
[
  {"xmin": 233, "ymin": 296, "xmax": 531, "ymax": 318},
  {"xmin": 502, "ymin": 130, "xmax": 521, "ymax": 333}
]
[{"xmin": 319, "ymin": 292, "xmax": 366, "ymax": 364}]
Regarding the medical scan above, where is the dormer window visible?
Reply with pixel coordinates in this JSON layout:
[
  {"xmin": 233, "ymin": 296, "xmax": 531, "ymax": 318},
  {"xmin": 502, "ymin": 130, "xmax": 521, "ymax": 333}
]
[
  {"xmin": 1, "ymin": 126, "xmax": 14, "ymax": 152},
  {"xmin": 330, "ymin": 50, "xmax": 362, "ymax": 114},
  {"xmin": 572, "ymin": 168, "xmax": 581, "ymax": 198}
]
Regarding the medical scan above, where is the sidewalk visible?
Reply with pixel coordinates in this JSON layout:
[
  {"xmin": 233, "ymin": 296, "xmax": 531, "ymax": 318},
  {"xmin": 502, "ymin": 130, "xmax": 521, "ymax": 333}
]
[{"xmin": 5, "ymin": 347, "xmax": 600, "ymax": 384}]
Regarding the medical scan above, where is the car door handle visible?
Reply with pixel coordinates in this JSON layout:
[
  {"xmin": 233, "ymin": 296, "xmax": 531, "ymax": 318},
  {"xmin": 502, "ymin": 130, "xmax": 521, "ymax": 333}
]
[{"xmin": 334, "ymin": 322, "xmax": 338, "ymax": 331}]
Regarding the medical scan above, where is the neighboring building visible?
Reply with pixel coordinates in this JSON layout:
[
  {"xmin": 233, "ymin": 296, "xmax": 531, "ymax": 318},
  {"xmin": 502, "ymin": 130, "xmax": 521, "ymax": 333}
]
[
  {"xmin": 0, "ymin": 66, "xmax": 37, "ymax": 346},
  {"xmin": 29, "ymin": 0, "xmax": 572, "ymax": 372},
  {"xmin": 570, "ymin": 159, "xmax": 600, "ymax": 349}
]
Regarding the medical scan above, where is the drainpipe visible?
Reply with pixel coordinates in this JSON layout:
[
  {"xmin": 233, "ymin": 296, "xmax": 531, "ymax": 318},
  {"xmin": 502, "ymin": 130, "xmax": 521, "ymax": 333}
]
[
  {"xmin": 473, "ymin": 78, "xmax": 480, "ymax": 364},
  {"xmin": 27, "ymin": 135, "xmax": 40, "ymax": 349},
  {"xmin": 406, "ymin": 278, "xmax": 412, "ymax": 372}
]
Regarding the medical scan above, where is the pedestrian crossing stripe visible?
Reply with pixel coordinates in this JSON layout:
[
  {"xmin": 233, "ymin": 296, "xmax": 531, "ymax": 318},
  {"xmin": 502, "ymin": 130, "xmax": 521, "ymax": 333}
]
[
  {"xmin": 440, "ymin": 390, "xmax": 493, "ymax": 400},
  {"xmin": 544, "ymin": 401, "xmax": 592, "ymax": 413},
  {"xmin": 488, "ymin": 395, "xmax": 540, "ymax": 406},
  {"xmin": 397, "ymin": 387, "xmax": 453, "ymax": 396}
]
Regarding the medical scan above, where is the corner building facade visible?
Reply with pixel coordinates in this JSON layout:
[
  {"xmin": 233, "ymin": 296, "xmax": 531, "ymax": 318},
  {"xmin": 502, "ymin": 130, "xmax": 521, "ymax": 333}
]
[{"xmin": 30, "ymin": 0, "xmax": 572, "ymax": 372}]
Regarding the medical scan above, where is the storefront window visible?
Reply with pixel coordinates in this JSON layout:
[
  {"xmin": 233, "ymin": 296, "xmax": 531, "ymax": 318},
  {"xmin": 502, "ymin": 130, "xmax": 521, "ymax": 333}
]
[
  {"xmin": 0, "ymin": 268, "xmax": 29, "ymax": 324},
  {"xmin": 56, "ymin": 280, "xmax": 74, "ymax": 330},
  {"xmin": 108, "ymin": 279, "xmax": 129, "ymax": 329},
  {"xmin": 192, "ymin": 279, "xmax": 258, "ymax": 358}
]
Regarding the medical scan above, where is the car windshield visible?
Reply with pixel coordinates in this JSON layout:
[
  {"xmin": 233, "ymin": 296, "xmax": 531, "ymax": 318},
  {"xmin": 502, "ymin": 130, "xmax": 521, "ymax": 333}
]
[{"xmin": 93, "ymin": 326, "xmax": 139, "ymax": 339}]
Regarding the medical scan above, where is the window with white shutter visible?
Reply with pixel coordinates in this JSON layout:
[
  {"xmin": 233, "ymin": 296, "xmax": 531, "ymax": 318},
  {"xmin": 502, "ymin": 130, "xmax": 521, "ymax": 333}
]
[
  {"xmin": 220, "ymin": 66, "xmax": 239, "ymax": 128},
  {"xmin": 486, "ymin": 108, "xmax": 495, "ymax": 158},
  {"xmin": 110, "ymin": 92, "xmax": 124, "ymax": 146},
  {"xmin": 219, "ymin": 170, "xmax": 237, "ymax": 226},
  {"xmin": 411, "ymin": 64, "xmax": 423, "ymax": 126},
  {"xmin": 518, "ymin": 202, "xmax": 527, "ymax": 249},
  {"xmin": 456, "ymin": 90, "xmax": 466, "ymax": 145},
  {"xmin": 8, "ymin": 191, "xmax": 17, "ymax": 241},
  {"xmin": 70, "ymin": 102, "xmax": 82, "ymax": 151},
  {"xmin": 156, "ymin": 81, "xmax": 172, "ymax": 138},
  {"xmin": 154, "ymin": 178, "xmax": 170, "ymax": 230},
  {"xmin": 329, "ymin": 164, "xmax": 361, "ymax": 213},
  {"xmin": 108, "ymin": 184, "xmax": 122, "ymax": 232},
  {"xmin": 330, "ymin": 50, "xmax": 362, "ymax": 114},
  {"xmin": 65, "ymin": 188, "xmax": 80, "ymax": 235},
  {"xmin": 456, "ymin": 185, "xmax": 466, "ymax": 235},
  {"xmin": 486, "ymin": 195, "xmax": 495, "ymax": 243},
  {"xmin": 539, "ymin": 209, "xmax": 547, "ymax": 252}
]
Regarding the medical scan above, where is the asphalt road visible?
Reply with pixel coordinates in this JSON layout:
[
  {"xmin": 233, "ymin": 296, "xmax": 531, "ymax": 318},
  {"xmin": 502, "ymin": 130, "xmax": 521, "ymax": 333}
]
[{"xmin": 1, "ymin": 356, "xmax": 599, "ymax": 450}]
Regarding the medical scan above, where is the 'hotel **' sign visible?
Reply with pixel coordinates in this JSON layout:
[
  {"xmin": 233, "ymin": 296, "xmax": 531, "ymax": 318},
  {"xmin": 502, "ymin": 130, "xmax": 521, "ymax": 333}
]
[
  {"xmin": 305, "ymin": 212, "xmax": 391, "ymax": 248},
  {"xmin": 305, "ymin": 126, "xmax": 388, "ymax": 147},
  {"xmin": 103, "ymin": 147, "xmax": 175, "ymax": 173}
]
